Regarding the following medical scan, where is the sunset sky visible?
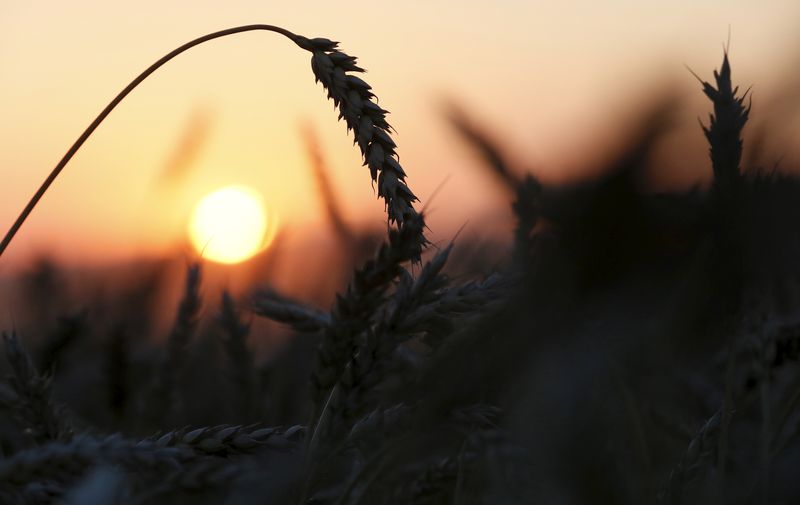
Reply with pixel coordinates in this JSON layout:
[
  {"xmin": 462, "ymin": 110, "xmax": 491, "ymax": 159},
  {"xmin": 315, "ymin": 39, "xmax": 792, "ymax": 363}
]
[{"xmin": 1, "ymin": 0, "xmax": 799, "ymax": 269}]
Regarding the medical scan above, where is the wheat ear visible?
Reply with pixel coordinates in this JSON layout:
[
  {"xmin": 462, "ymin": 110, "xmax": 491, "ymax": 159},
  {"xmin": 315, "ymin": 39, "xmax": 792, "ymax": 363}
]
[
  {"xmin": 151, "ymin": 424, "xmax": 305, "ymax": 456},
  {"xmin": 301, "ymin": 38, "xmax": 421, "ymax": 233},
  {"xmin": 3, "ymin": 332, "xmax": 72, "ymax": 444},
  {"xmin": 691, "ymin": 51, "xmax": 751, "ymax": 191},
  {"xmin": 144, "ymin": 262, "xmax": 202, "ymax": 426},
  {"xmin": 0, "ymin": 24, "xmax": 423, "ymax": 259},
  {"xmin": 310, "ymin": 213, "xmax": 426, "ymax": 417},
  {"xmin": 217, "ymin": 291, "xmax": 257, "ymax": 420},
  {"xmin": 0, "ymin": 434, "xmax": 186, "ymax": 489},
  {"xmin": 333, "ymin": 245, "xmax": 453, "ymax": 425}
]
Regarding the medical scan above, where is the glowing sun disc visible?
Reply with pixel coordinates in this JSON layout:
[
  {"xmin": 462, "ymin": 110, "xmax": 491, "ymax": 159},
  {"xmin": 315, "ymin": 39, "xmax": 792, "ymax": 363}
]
[{"xmin": 188, "ymin": 185, "xmax": 274, "ymax": 264}]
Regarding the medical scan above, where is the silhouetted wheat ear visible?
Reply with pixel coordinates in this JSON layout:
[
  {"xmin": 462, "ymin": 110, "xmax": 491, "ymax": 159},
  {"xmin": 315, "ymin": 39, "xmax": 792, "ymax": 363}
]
[
  {"xmin": 695, "ymin": 51, "xmax": 751, "ymax": 190},
  {"xmin": 0, "ymin": 25, "xmax": 425, "ymax": 259},
  {"xmin": 150, "ymin": 424, "xmax": 305, "ymax": 456},
  {"xmin": 3, "ymin": 332, "xmax": 72, "ymax": 444},
  {"xmin": 310, "ymin": 212, "xmax": 426, "ymax": 418},
  {"xmin": 144, "ymin": 262, "xmax": 202, "ymax": 426},
  {"xmin": 333, "ymin": 245, "xmax": 454, "ymax": 426},
  {"xmin": 217, "ymin": 291, "xmax": 257, "ymax": 420},
  {"xmin": 295, "ymin": 37, "xmax": 422, "ymax": 238}
]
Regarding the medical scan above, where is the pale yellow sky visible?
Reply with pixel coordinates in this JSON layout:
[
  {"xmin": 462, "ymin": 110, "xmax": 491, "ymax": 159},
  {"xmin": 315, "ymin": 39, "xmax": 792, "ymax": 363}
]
[{"xmin": 1, "ymin": 0, "xmax": 798, "ymax": 268}]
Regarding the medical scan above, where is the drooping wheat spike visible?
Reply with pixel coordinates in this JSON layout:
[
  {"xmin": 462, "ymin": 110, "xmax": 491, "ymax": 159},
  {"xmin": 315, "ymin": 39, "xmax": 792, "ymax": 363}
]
[
  {"xmin": 296, "ymin": 37, "xmax": 422, "ymax": 239},
  {"xmin": 144, "ymin": 262, "xmax": 202, "ymax": 426},
  {"xmin": 658, "ymin": 410, "xmax": 722, "ymax": 505},
  {"xmin": 693, "ymin": 51, "xmax": 751, "ymax": 191},
  {"xmin": 252, "ymin": 288, "xmax": 331, "ymax": 333},
  {"xmin": 310, "ymin": 212, "xmax": 426, "ymax": 415},
  {"xmin": 3, "ymin": 332, "xmax": 72, "ymax": 444},
  {"xmin": 0, "ymin": 25, "xmax": 424, "ymax": 259},
  {"xmin": 217, "ymin": 291, "xmax": 257, "ymax": 420}
]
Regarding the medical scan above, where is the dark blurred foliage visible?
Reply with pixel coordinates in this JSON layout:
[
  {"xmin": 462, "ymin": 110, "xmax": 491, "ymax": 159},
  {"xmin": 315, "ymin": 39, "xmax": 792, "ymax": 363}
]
[{"xmin": 1, "ymin": 52, "xmax": 800, "ymax": 504}]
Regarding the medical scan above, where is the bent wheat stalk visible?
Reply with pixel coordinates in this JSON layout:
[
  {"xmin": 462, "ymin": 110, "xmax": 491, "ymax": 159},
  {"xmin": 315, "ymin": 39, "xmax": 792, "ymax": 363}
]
[{"xmin": 0, "ymin": 24, "xmax": 423, "ymax": 257}]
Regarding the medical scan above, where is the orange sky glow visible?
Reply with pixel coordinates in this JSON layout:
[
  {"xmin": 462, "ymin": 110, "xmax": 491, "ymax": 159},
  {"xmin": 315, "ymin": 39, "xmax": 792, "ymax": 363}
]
[{"xmin": 1, "ymin": 0, "xmax": 799, "ymax": 271}]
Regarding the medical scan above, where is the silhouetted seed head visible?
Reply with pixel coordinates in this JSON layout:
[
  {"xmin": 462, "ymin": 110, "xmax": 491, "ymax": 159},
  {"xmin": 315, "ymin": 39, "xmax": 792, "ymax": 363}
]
[
  {"xmin": 694, "ymin": 52, "xmax": 751, "ymax": 190},
  {"xmin": 143, "ymin": 262, "xmax": 203, "ymax": 426},
  {"xmin": 3, "ymin": 332, "xmax": 72, "ymax": 443},
  {"xmin": 310, "ymin": 212, "xmax": 427, "ymax": 412},
  {"xmin": 296, "ymin": 36, "xmax": 423, "ymax": 246},
  {"xmin": 218, "ymin": 291, "xmax": 257, "ymax": 419},
  {"xmin": 0, "ymin": 25, "xmax": 426, "ymax": 259},
  {"xmin": 165, "ymin": 262, "xmax": 202, "ymax": 370},
  {"xmin": 151, "ymin": 424, "xmax": 305, "ymax": 456}
]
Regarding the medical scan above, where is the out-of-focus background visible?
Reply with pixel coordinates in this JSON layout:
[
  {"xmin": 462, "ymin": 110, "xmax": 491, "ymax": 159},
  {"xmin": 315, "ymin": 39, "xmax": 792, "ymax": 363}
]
[
  {"xmin": 1, "ymin": 1, "xmax": 800, "ymax": 348},
  {"xmin": 1, "ymin": 0, "xmax": 798, "ymax": 266}
]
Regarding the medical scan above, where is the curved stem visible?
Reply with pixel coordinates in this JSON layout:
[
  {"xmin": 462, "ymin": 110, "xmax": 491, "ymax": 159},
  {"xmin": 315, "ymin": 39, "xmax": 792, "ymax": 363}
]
[{"xmin": 0, "ymin": 24, "xmax": 304, "ymax": 258}]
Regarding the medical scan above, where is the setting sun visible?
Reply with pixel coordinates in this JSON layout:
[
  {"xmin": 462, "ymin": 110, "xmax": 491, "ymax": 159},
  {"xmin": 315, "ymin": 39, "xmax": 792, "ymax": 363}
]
[{"xmin": 188, "ymin": 185, "xmax": 274, "ymax": 264}]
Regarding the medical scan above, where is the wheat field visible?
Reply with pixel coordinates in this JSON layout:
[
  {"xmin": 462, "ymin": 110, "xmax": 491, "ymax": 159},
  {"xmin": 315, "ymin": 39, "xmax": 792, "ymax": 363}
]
[{"xmin": 1, "ymin": 24, "xmax": 800, "ymax": 505}]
